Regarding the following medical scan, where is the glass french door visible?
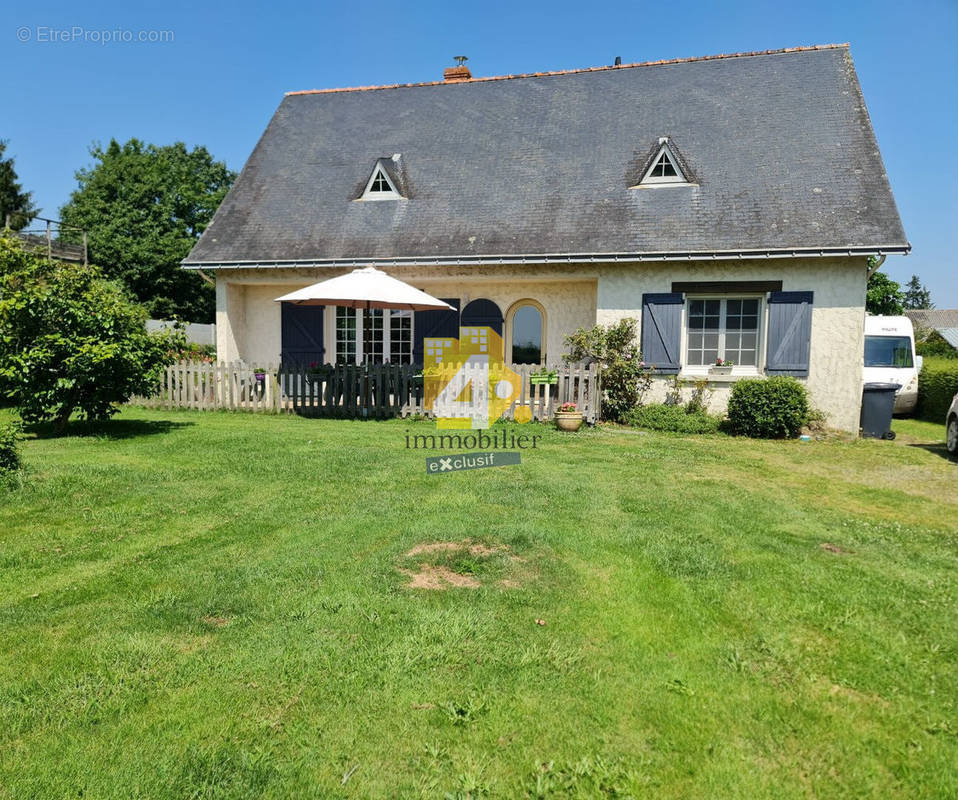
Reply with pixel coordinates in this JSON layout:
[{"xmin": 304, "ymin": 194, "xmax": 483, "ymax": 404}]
[{"xmin": 335, "ymin": 307, "xmax": 413, "ymax": 364}]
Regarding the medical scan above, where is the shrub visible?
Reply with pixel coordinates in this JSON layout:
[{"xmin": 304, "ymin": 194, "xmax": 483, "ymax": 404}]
[
  {"xmin": 727, "ymin": 377, "xmax": 809, "ymax": 438},
  {"xmin": 175, "ymin": 342, "xmax": 217, "ymax": 362},
  {"xmin": 563, "ymin": 318, "xmax": 651, "ymax": 422},
  {"xmin": 664, "ymin": 375, "xmax": 713, "ymax": 413},
  {"xmin": 916, "ymin": 357, "xmax": 958, "ymax": 421},
  {"xmin": 915, "ymin": 328, "xmax": 957, "ymax": 359},
  {"xmin": 626, "ymin": 403, "xmax": 722, "ymax": 434},
  {"xmin": 0, "ymin": 235, "xmax": 183, "ymax": 433},
  {"xmin": 0, "ymin": 419, "xmax": 23, "ymax": 481}
]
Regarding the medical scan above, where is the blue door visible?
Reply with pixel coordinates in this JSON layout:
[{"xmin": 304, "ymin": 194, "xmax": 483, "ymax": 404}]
[
  {"xmin": 413, "ymin": 298, "xmax": 460, "ymax": 366},
  {"xmin": 281, "ymin": 303, "xmax": 324, "ymax": 366}
]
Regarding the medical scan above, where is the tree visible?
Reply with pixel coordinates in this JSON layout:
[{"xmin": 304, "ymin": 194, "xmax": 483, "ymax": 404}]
[
  {"xmin": 0, "ymin": 140, "xmax": 38, "ymax": 231},
  {"xmin": 563, "ymin": 318, "xmax": 652, "ymax": 422},
  {"xmin": 866, "ymin": 267, "xmax": 904, "ymax": 316},
  {"xmin": 903, "ymin": 274, "xmax": 933, "ymax": 310},
  {"xmin": 0, "ymin": 234, "xmax": 182, "ymax": 432},
  {"xmin": 60, "ymin": 139, "xmax": 235, "ymax": 322}
]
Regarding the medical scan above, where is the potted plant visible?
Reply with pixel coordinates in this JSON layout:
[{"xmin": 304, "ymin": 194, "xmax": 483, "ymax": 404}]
[
  {"xmin": 555, "ymin": 401, "xmax": 584, "ymax": 431},
  {"xmin": 709, "ymin": 358, "xmax": 734, "ymax": 375}
]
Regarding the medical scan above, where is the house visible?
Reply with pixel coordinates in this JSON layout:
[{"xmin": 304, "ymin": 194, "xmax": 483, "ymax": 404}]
[
  {"xmin": 182, "ymin": 44, "xmax": 909, "ymax": 432},
  {"xmin": 905, "ymin": 310, "xmax": 958, "ymax": 353}
]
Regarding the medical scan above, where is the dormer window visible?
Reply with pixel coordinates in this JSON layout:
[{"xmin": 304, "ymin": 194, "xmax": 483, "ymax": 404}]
[
  {"xmin": 636, "ymin": 138, "xmax": 691, "ymax": 187},
  {"xmin": 647, "ymin": 150, "xmax": 679, "ymax": 180},
  {"xmin": 360, "ymin": 160, "xmax": 403, "ymax": 201},
  {"xmin": 369, "ymin": 169, "xmax": 392, "ymax": 193}
]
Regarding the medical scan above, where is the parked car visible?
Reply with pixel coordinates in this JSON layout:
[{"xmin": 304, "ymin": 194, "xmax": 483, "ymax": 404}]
[
  {"xmin": 947, "ymin": 393, "xmax": 958, "ymax": 459},
  {"xmin": 864, "ymin": 315, "xmax": 921, "ymax": 414}
]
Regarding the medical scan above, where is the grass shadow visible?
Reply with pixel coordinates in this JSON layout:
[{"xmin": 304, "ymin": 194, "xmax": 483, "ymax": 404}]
[
  {"xmin": 27, "ymin": 418, "xmax": 195, "ymax": 440},
  {"xmin": 906, "ymin": 442, "xmax": 956, "ymax": 463}
]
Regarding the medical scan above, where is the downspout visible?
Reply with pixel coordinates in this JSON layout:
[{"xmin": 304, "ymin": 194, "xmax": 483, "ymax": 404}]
[{"xmin": 197, "ymin": 269, "xmax": 215, "ymax": 286}]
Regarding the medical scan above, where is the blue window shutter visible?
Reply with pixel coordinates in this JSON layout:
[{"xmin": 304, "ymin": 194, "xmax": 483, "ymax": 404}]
[
  {"xmin": 766, "ymin": 291, "xmax": 813, "ymax": 376},
  {"xmin": 641, "ymin": 293, "xmax": 683, "ymax": 374},
  {"xmin": 280, "ymin": 303, "xmax": 324, "ymax": 366},
  {"xmin": 413, "ymin": 298, "xmax": 459, "ymax": 365}
]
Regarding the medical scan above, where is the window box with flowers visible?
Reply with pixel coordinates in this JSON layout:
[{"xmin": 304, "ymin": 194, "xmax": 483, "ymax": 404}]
[
  {"xmin": 709, "ymin": 358, "xmax": 734, "ymax": 376},
  {"xmin": 555, "ymin": 402, "xmax": 583, "ymax": 431}
]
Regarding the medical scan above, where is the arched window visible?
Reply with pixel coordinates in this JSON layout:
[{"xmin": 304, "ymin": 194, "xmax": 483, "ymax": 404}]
[{"xmin": 508, "ymin": 302, "xmax": 545, "ymax": 364}]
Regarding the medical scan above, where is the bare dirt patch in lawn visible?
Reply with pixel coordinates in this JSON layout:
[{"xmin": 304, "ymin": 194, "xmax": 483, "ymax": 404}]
[
  {"xmin": 201, "ymin": 615, "xmax": 230, "ymax": 627},
  {"xmin": 406, "ymin": 539, "xmax": 508, "ymax": 558},
  {"xmin": 820, "ymin": 542, "xmax": 851, "ymax": 554},
  {"xmin": 401, "ymin": 539, "xmax": 531, "ymax": 590},
  {"xmin": 401, "ymin": 565, "xmax": 481, "ymax": 590}
]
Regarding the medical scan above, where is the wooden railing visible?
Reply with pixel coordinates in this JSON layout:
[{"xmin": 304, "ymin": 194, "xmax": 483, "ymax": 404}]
[
  {"xmin": 131, "ymin": 360, "xmax": 601, "ymax": 422},
  {"xmin": 5, "ymin": 216, "xmax": 88, "ymax": 265}
]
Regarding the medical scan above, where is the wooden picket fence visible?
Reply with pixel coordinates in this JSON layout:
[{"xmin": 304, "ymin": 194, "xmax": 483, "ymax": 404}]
[{"xmin": 131, "ymin": 360, "xmax": 601, "ymax": 422}]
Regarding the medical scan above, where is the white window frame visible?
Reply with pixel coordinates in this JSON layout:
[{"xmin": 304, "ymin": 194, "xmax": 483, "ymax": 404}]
[
  {"xmin": 335, "ymin": 306, "xmax": 358, "ymax": 364},
  {"xmin": 333, "ymin": 306, "xmax": 414, "ymax": 364},
  {"xmin": 359, "ymin": 166, "xmax": 402, "ymax": 201},
  {"xmin": 387, "ymin": 308, "xmax": 413, "ymax": 364},
  {"xmin": 681, "ymin": 295, "xmax": 766, "ymax": 376},
  {"xmin": 636, "ymin": 139, "xmax": 690, "ymax": 187},
  {"xmin": 505, "ymin": 299, "xmax": 548, "ymax": 365}
]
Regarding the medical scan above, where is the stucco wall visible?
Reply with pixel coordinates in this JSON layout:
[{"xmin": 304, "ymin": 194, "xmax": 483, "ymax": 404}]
[
  {"xmin": 213, "ymin": 265, "xmax": 599, "ymax": 367},
  {"xmin": 215, "ymin": 281, "xmax": 247, "ymax": 363},
  {"xmin": 410, "ymin": 274, "xmax": 597, "ymax": 365},
  {"xmin": 211, "ymin": 256, "xmax": 867, "ymax": 431},
  {"xmin": 595, "ymin": 257, "xmax": 867, "ymax": 432}
]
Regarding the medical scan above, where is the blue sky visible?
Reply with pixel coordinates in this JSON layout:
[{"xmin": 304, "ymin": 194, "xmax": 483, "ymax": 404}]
[{"xmin": 4, "ymin": 0, "xmax": 956, "ymax": 304}]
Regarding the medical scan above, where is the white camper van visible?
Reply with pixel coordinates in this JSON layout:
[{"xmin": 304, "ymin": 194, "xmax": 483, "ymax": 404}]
[{"xmin": 864, "ymin": 316, "xmax": 921, "ymax": 414}]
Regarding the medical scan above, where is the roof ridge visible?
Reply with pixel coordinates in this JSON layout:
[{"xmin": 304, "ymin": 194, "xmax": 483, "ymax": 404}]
[{"xmin": 285, "ymin": 44, "xmax": 849, "ymax": 97}]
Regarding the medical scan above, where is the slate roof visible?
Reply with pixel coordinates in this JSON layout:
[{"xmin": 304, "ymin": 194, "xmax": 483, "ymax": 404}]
[
  {"xmin": 906, "ymin": 309, "xmax": 958, "ymax": 329},
  {"xmin": 906, "ymin": 310, "xmax": 958, "ymax": 348},
  {"xmin": 184, "ymin": 45, "xmax": 909, "ymax": 268}
]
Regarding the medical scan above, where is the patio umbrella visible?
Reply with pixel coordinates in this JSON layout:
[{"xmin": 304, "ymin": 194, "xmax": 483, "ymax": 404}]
[
  {"xmin": 275, "ymin": 266, "xmax": 454, "ymax": 311},
  {"xmin": 274, "ymin": 266, "xmax": 455, "ymax": 362}
]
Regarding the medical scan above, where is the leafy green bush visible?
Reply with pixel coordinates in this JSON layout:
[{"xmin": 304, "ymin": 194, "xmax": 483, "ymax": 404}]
[
  {"xmin": 563, "ymin": 318, "xmax": 651, "ymax": 422},
  {"xmin": 0, "ymin": 234, "xmax": 183, "ymax": 433},
  {"xmin": 626, "ymin": 403, "xmax": 722, "ymax": 434},
  {"xmin": 915, "ymin": 329, "xmax": 957, "ymax": 359},
  {"xmin": 916, "ymin": 357, "xmax": 958, "ymax": 421},
  {"xmin": 727, "ymin": 377, "xmax": 809, "ymax": 438},
  {"xmin": 175, "ymin": 341, "xmax": 217, "ymax": 362},
  {"xmin": 0, "ymin": 419, "xmax": 23, "ymax": 481}
]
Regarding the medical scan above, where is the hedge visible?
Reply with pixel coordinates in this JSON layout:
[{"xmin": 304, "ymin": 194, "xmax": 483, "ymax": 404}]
[
  {"xmin": 0, "ymin": 419, "xmax": 22, "ymax": 479},
  {"xmin": 917, "ymin": 357, "xmax": 958, "ymax": 421},
  {"xmin": 626, "ymin": 403, "xmax": 722, "ymax": 434},
  {"xmin": 727, "ymin": 377, "xmax": 809, "ymax": 438},
  {"xmin": 915, "ymin": 329, "xmax": 957, "ymax": 359}
]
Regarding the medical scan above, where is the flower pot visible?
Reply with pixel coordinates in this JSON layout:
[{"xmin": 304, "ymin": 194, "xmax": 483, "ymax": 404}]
[
  {"xmin": 709, "ymin": 366, "xmax": 733, "ymax": 375},
  {"xmin": 555, "ymin": 412, "xmax": 584, "ymax": 431}
]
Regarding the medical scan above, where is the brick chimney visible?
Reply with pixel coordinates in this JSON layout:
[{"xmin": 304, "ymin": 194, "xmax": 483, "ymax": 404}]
[{"xmin": 444, "ymin": 55, "xmax": 472, "ymax": 82}]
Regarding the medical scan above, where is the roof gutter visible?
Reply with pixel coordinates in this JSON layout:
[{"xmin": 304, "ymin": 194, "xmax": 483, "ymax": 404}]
[{"xmin": 182, "ymin": 244, "xmax": 911, "ymax": 270}]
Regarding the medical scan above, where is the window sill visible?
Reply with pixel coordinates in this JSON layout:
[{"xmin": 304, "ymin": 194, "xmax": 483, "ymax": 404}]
[
  {"xmin": 629, "ymin": 182, "xmax": 698, "ymax": 190},
  {"xmin": 679, "ymin": 369, "xmax": 762, "ymax": 382}
]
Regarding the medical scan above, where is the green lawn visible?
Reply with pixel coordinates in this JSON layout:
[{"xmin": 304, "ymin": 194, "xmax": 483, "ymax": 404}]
[{"xmin": 0, "ymin": 409, "xmax": 955, "ymax": 799}]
